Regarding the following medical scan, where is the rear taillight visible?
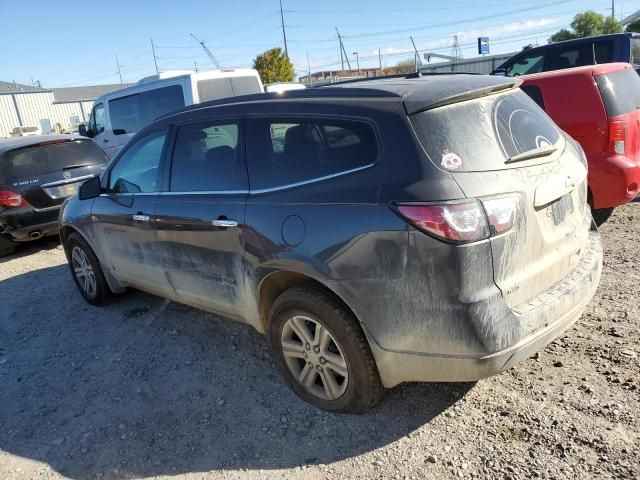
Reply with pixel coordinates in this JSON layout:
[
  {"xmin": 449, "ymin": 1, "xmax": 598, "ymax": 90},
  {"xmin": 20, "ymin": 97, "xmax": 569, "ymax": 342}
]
[
  {"xmin": 608, "ymin": 120, "xmax": 625, "ymax": 155},
  {"xmin": 394, "ymin": 196, "xmax": 519, "ymax": 243},
  {"xmin": 0, "ymin": 190, "xmax": 30, "ymax": 209},
  {"xmin": 482, "ymin": 197, "xmax": 519, "ymax": 235},
  {"xmin": 395, "ymin": 201, "xmax": 490, "ymax": 243}
]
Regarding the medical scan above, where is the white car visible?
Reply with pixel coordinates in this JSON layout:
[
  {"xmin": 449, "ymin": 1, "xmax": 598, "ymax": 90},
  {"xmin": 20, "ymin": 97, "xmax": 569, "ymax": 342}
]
[
  {"xmin": 264, "ymin": 82, "xmax": 306, "ymax": 93},
  {"xmin": 10, "ymin": 126, "xmax": 42, "ymax": 137}
]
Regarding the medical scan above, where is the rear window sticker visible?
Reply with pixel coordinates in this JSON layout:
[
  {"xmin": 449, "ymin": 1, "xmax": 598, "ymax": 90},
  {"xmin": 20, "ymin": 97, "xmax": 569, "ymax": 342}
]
[{"xmin": 441, "ymin": 149, "xmax": 463, "ymax": 170}]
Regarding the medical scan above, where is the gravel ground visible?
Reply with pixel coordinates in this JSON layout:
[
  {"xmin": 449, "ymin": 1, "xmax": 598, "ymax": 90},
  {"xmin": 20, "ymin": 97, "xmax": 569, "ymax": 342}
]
[{"xmin": 0, "ymin": 204, "xmax": 638, "ymax": 480}]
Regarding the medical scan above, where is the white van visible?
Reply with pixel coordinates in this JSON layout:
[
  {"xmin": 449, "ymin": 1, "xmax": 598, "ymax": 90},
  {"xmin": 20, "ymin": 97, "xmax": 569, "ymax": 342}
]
[{"xmin": 80, "ymin": 69, "xmax": 263, "ymax": 158}]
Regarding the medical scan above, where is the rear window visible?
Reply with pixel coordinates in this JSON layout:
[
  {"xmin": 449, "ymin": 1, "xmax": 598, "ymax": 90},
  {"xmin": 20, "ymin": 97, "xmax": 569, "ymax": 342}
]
[
  {"xmin": 0, "ymin": 140, "xmax": 107, "ymax": 181},
  {"xmin": 197, "ymin": 76, "xmax": 262, "ymax": 102},
  {"xmin": 410, "ymin": 89, "xmax": 561, "ymax": 172},
  {"xmin": 595, "ymin": 67, "xmax": 640, "ymax": 117},
  {"xmin": 109, "ymin": 85, "xmax": 185, "ymax": 135}
]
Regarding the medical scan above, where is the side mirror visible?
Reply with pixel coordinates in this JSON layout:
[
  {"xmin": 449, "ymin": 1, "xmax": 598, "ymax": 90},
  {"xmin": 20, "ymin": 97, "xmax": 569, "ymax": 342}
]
[
  {"xmin": 78, "ymin": 176, "xmax": 101, "ymax": 200},
  {"xmin": 78, "ymin": 124, "xmax": 88, "ymax": 137}
]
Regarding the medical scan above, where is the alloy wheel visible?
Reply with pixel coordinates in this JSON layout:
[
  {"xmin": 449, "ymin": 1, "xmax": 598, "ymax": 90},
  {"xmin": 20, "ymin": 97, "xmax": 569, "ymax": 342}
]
[
  {"xmin": 281, "ymin": 315, "xmax": 349, "ymax": 401},
  {"xmin": 71, "ymin": 246, "xmax": 97, "ymax": 298}
]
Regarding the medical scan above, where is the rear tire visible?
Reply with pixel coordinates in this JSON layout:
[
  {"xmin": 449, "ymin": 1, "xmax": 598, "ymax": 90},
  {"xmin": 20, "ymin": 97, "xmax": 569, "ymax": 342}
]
[
  {"xmin": 0, "ymin": 236, "xmax": 16, "ymax": 257},
  {"xmin": 65, "ymin": 233, "xmax": 112, "ymax": 305},
  {"xmin": 268, "ymin": 284, "xmax": 384, "ymax": 413},
  {"xmin": 592, "ymin": 207, "xmax": 614, "ymax": 227}
]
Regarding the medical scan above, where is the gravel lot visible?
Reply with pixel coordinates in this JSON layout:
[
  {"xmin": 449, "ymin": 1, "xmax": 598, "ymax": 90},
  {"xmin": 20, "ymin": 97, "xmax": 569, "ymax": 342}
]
[{"xmin": 1, "ymin": 203, "xmax": 638, "ymax": 480}]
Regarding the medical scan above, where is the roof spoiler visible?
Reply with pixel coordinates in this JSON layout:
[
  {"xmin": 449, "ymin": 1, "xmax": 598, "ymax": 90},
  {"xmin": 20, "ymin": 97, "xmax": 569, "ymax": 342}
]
[{"xmin": 405, "ymin": 77, "xmax": 522, "ymax": 115}]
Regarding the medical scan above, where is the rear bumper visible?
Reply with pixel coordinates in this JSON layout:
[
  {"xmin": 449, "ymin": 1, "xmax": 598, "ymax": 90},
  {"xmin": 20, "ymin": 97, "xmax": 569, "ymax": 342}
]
[
  {"xmin": 589, "ymin": 154, "xmax": 640, "ymax": 209},
  {"xmin": 0, "ymin": 207, "xmax": 59, "ymax": 242},
  {"xmin": 369, "ymin": 231, "xmax": 603, "ymax": 388}
]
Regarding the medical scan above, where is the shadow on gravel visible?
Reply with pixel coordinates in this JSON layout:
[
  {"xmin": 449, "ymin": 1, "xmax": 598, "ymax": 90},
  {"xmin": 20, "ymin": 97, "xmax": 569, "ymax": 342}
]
[
  {"xmin": 0, "ymin": 236, "xmax": 60, "ymax": 264},
  {"xmin": 0, "ymin": 263, "xmax": 472, "ymax": 480}
]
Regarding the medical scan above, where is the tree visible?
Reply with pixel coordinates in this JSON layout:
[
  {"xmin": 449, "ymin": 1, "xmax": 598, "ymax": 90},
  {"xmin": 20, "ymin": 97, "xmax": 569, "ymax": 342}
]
[
  {"xmin": 382, "ymin": 58, "xmax": 416, "ymax": 75},
  {"xmin": 252, "ymin": 48, "xmax": 294, "ymax": 84},
  {"xmin": 625, "ymin": 18, "xmax": 640, "ymax": 33},
  {"xmin": 549, "ymin": 10, "xmax": 622, "ymax": 43}
]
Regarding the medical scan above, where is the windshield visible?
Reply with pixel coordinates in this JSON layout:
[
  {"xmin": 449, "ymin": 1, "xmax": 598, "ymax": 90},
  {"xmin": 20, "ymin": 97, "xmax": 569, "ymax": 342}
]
[
  {"xmin": 410, "ymin": 89, "xmax": 561, "ymax": 172},
  {"xmin": 595, "ymin": 67, "xmax": 640, "ymax": 117},
  {"xmin": 0, "ymin": 140, "xmax": 107, "ymax": 181}
]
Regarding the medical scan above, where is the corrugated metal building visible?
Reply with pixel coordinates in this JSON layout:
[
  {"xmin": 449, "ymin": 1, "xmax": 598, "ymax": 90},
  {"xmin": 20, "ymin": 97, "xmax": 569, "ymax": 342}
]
[
  {"xmin": 0, "ymin": 82, "xmax": 131, "ymax": 138},
  {"xmin": 418, "ymin": 52, "xmax": 515, "ymax": 75}
]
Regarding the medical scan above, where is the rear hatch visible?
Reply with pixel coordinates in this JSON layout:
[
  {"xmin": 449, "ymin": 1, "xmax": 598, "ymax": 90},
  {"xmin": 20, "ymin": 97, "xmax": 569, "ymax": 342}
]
[
  {"xmin": 594, "ymin": 66, "xmax": 640, "ymax": 163},
  {"xmin": 409, "ymin": 88, "xmax": 591, "ymax": 308},
  {"xmin": 0, "ymin": 138, "xmax": 107, "ymax": 209}
]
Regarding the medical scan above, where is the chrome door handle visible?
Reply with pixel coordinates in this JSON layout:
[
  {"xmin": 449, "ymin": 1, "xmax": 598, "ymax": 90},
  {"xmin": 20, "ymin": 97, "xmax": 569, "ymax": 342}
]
[
  {"xmin": 212, "ymin": 219, "xmax": 238, "ymax": 228},
  {"xmin": 132, "ymin": 214, "xmax": 150, "ymax": 222}
]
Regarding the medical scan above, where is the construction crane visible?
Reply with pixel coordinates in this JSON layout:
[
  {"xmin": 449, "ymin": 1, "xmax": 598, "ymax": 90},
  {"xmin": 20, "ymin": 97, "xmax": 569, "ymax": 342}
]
[
  {"xmin": 190, "ymin": 34, "xmax": 221, "ymax": 69},
  {"xmin": 423, "ymin": 52, "xmax": 460, "ymax": 63}
]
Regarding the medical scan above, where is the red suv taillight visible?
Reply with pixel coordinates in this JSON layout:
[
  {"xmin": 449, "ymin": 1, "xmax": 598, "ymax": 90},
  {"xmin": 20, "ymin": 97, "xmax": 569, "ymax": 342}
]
[
  {"xmin": 0, "ymin": 190, "xmax": 30, "ymax": 209},
  {"xmin": 394, "ymin": 197, "xmax": 518, "ymax": 243},
  {"xmin": 608, "ymin": 120, "xmax": 625, "ymax": 155}
]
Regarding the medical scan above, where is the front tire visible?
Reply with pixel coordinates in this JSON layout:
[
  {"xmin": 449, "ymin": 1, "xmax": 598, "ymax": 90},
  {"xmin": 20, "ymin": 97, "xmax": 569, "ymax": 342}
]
[
  {"xmin": 269, "ymin": 284, "xmax": 384, "ymax": 413},
  {"xmin": 65, "ymin": 233, "xmax": 112, "ymax": 305}
]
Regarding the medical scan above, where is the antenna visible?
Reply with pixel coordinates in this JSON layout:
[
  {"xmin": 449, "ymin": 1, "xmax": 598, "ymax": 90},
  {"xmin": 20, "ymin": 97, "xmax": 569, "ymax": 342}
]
[{"xmin": 190, "ymin": 34, "xmax": 221, "ymax": 69}]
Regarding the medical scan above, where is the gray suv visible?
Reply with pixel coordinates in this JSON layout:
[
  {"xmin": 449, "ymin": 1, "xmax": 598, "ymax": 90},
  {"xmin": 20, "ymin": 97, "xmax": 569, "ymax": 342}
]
[{"xmin": 60, "ymin": 74, "xmax": 602, "ymax": 412}]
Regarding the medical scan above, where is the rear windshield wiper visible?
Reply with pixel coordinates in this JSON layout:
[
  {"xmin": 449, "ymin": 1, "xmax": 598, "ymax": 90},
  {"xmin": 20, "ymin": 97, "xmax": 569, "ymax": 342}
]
[
  {"xmin": 62, "ymin": 163, "xmax": 92, "ymax": 170},
  {"xmin": 505, "ymin": 144, "xmax": 558, "ymax": 164}
]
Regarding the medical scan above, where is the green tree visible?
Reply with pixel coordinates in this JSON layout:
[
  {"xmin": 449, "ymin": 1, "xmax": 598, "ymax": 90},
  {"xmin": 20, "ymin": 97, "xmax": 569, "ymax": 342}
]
[
  {"xmin": 549, "ymin": 10, "xmax": 622, "ymax": 42},
  {"xmin": 625, "ymin": 17, "xmax": 640, "ymax": 33},
  {"xmin": 253, "ymin": 48, "xmax": 294, "ymax": 84}
]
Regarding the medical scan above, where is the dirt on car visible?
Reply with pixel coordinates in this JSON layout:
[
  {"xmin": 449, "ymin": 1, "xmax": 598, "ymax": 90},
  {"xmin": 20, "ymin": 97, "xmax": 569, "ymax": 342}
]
[{"xmin": 0, "ymin": 204, "xmax": 638, "ymax": 480}]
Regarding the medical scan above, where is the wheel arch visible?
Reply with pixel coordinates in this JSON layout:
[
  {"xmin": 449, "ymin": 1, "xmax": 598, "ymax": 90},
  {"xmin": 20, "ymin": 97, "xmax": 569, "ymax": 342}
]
[{"xmin": 257, "ymin": 270, "xmax": 362, "ymax": 334}]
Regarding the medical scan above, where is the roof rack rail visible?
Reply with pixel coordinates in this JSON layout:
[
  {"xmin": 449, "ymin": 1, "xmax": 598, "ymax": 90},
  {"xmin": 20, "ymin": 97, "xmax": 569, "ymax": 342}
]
[{"xmin": 312, "ymin": 70, "xmax": 479, "ymax": 87}]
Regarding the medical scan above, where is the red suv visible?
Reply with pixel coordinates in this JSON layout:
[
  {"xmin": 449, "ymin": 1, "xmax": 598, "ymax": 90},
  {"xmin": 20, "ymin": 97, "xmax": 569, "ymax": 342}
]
[{"xmin": 520, "ymin": 63, "xmax": 640, "ymax": 223}]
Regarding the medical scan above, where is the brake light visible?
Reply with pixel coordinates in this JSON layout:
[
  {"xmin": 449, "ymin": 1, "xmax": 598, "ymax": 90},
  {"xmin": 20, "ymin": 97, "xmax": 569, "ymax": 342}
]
[
  {"xmin": 395, "ymin": 201, "xmax": 490, "ymax": 243},
  {"xmin": 0, "ymin": 190, "xmax": 29, "ymax": 209},
  {"xmin": 394, "ymin": 197, "xmax": 519, "ymax": 243},
  {"xmin": 608, "ymin": 120, "xmax": 625, "ymax": 155}
]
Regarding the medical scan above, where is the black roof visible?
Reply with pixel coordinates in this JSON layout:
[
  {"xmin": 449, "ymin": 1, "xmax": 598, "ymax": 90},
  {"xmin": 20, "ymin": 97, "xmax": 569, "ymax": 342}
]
[
  {"xmin": 0, "ymin": 135, "xmax": 87, "ymax": 155},
  {"xmin": 161, "ymin": 73, "xmax": 519, "ymax": 120}
]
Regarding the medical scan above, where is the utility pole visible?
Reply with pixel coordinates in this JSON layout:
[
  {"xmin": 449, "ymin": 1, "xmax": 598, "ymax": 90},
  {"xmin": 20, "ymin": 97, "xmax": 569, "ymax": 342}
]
[
  {"xmin": 353, "ymin": 51, "xmax": 360, "ymax": 72},
  {"xmin": 194, "ymin": 60, "xmax": 198, "ymax": 72},
  {"xmin": 151, "ymin": 39, "xmax": 159, "ymax": 74},
  {"xmin": 410, "ymin": 36, "xmax": 422, "ymax": 71},
  {"xmin": 306, "ymin": 51, "xmax": 312, "ymax": 86},
  {"xmin": 611, "ymin": 0, "xmax": 615, "ymax": 19},
  {"xmin": 115, "ymin": 55, "xmax": 123, "ymax": 84},
  {"xmin": 335, "ymin": 28, "xmax": 351, "ymax": 71},
  {"xmin": 336, "ymin": 28, "xmax": 344, "ymax": 71},
  {"xmin": 378, "ymin": 48, "xmax": 382, "ymax": 72},
  {"xmin": 279, "ymin": 0, "xmax": 289, "ymax": 58}
]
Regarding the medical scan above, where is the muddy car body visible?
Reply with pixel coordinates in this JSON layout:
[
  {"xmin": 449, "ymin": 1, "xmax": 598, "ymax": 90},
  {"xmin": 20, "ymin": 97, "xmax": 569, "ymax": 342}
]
[{"xmin": 60, "ymin": 74, "xmax": 603, "ymax": 412}]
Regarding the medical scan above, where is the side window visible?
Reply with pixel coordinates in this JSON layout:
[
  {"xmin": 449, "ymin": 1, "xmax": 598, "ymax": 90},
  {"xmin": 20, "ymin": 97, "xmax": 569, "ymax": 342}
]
[
  {"xmin": 170, "ymin": 121, "xmax": 241, "ymax": 192},
  {"xmin": 521, "ymin": 85, "xmax": 546, "ymax": 110},
  {"xmin": 93, "ymin": 103, "xmax": 105, "ymax": 134},
  {"xmin": 246, "ymin": 117, "xmax": 378, "ymax": 190},
  {"xmin": 594, "ymin": 40, "xmax": 614, "ymax": 63},
  {"xmin": 109, "ymin": 86, "xmax": 184, "ymax": 136},
  {"xmin": 108, "ymin": 130, "xmax": 167, "ymax": 193},
  {"xmin": 555, "ymin": 44, "xmax": 593, "ymax": 70},
  {"xmin": 505, "ymin": 53, "xmax": 545, "ymax": 77}
]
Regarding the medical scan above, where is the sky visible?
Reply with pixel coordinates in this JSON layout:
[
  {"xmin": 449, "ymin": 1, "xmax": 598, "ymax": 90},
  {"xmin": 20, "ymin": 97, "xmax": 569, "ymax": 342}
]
[{"xmin": 1, "ymin": 0, "xmax": 638, "ymax": 88}]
